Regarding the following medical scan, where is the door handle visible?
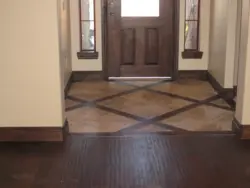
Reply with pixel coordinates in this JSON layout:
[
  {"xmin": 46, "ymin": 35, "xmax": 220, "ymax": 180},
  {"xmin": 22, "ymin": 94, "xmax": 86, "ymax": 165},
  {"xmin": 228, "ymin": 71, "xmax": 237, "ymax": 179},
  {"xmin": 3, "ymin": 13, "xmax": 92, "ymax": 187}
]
[{"xmin": 109, "ymin": 12, "xmax": 115, "ymax": 16}]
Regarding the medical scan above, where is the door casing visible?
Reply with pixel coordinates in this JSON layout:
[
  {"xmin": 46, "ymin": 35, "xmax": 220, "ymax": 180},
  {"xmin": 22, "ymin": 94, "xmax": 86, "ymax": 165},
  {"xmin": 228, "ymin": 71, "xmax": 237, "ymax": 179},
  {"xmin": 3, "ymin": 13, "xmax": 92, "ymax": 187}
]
[{"xmin": 101, "ymin": 0, "xmax": 180, "ymax": 80}]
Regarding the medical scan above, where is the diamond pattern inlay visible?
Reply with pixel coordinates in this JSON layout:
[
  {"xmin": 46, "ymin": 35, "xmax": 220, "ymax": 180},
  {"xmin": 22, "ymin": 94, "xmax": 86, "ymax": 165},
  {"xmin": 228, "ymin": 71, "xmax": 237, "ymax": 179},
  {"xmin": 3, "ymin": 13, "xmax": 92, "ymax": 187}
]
[
  {"xmin": 69, "ymin": 81, "xmax": 134, "ymax": 101},
  {"xmin": 99, "ymin": 90, "xmax": 193, "ymax": 118},
  {"xmin": 67, "ymin": 107, "xmax": 138, "ymax": 133},
  {"xmin": 159, "ymin": 105, "xmax": 234, "ymax": 131},
  {"xmin": 66, "ymin": 79, "xmax": 234, "ymax": 134},
  {"xmin": 150, "ymin": 79, "xmax": 216, "ymax": 100}
]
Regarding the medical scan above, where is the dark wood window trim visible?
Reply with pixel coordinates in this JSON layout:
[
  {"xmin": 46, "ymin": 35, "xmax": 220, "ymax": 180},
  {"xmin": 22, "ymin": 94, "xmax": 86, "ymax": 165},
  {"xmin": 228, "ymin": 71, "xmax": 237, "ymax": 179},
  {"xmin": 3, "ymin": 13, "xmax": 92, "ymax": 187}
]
[
  {"xmin": 77, "ymin": 51, "xmax": 99, "ymax": 59},
  {"xmin": 182, "ymin": 0, "xmax": 203, "ymax": 59},
  {"xmin": 182, "ymin": 50, "xmax": 203, "ymax": 59},
  {"xmin": 77, "ymin": 0, "xmax": 99, "ymax": 59}
]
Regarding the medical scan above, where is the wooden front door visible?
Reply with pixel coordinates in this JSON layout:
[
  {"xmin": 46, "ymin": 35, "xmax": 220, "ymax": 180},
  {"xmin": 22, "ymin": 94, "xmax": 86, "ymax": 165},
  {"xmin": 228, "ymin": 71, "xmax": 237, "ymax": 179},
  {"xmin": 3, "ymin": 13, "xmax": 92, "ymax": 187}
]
[{"xmin": 106, "ymin": 0, "xmax": 177, "ymax": 77}]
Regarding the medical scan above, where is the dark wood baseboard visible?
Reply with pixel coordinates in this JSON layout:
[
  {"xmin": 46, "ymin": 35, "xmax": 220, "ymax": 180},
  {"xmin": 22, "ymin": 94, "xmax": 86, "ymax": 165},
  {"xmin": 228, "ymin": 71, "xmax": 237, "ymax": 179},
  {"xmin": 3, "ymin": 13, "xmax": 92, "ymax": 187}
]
[
  {"xmin": 207, "ymin": 72, "xmax": 235, "ymax": 108},
  {"xmin": 232, "ymin": 118, "xmax": 250, "ymax": 139},
  {"xmin": 64, "ymin": 73, "xmax": 73, "ymax": 98},
  {"xmin": 178, "ymin": 70, "xmax": 208, "ymax": 80},
  {"xmin": 0, "ymin": 120, "xmax": 69, "ymax": 142},
  {"xmin": 72, "ymin": 71, "xmax": 103, "ymax": 82},
  {"xmin": 233, "ymin": 85, "xmax": 237, "ymax": 97}
]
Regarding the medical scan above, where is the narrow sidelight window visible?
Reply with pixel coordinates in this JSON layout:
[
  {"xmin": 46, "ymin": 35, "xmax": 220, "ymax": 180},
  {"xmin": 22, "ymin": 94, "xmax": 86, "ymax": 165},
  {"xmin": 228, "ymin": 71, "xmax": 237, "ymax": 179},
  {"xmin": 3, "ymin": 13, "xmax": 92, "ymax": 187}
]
[
  {"xmin": 77, "ymin": 0, "xmax": 98, "ymax": 59},
  {"xmin": 182, "ymin": 0, "xmax": 203, "ymax": 59}
]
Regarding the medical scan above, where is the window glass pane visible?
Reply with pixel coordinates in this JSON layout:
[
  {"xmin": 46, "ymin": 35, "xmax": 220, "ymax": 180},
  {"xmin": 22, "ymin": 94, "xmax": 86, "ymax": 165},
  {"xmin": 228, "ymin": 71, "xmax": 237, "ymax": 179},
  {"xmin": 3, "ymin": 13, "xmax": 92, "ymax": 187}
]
[
  {"xmin": 185, "ymin": 0, "xmax": 199, "ymax": 20},
  {"xmin": 81, "ymin": 0, "xmax": 94, "ymax": 20},
  {"xmin": 121, "ymin": 0, "xmax": 159, "ymax": 17},
  {"xmin": 81, "ymin": 21, "xmax": 95, "ymax": 50},
  {"xmin": 185, "ymin": 21, "xmax": 198, "ymax": 50}
]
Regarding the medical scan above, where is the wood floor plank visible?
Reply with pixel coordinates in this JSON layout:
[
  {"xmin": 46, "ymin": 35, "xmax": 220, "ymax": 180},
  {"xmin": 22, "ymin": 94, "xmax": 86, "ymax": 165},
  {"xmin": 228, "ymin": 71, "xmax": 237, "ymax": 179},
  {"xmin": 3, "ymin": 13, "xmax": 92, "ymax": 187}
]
[{"xmin": 0, "ymin": 135, "xmax": 250, "ymax": 188}]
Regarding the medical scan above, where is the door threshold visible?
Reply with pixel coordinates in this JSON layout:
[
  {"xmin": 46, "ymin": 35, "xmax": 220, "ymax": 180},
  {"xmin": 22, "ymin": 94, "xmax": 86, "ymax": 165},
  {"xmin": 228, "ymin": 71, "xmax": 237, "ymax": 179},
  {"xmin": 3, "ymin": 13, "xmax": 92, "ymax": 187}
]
[{"xmin": 109, "ymin": 77, "xmax": 172, "ymax": 81}]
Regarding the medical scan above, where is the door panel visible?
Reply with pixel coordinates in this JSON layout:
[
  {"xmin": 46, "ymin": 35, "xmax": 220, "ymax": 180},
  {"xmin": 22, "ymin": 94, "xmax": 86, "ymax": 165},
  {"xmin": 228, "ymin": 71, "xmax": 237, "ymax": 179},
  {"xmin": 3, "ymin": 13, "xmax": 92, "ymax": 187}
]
[{"xmin": 107, "ymin": 0, "xmax": 175, "ymax": 77}]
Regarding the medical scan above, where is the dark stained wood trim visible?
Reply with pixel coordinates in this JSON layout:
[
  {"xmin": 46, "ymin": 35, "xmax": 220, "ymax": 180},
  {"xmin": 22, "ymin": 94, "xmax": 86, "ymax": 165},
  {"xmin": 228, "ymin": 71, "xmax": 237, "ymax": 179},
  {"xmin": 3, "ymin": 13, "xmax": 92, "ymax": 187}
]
[
  {"xmin": 103, "ymin": 0, "xmax": 180, "ymax": 79},
  {"xmin": 72, "ymin": 71, "xmax": 103, "ymax": 82},
  {"xmin": 181, "ymin": 50, "xmax": 203, "ymax": 59},
  {"xmin": 207, "ymin": 72, "xmax": 235, "ymax": 109},
  {"xmin": 183, "ymin": 0, "xmax": 201, "ymax": 52},
  {"xmin": 232, "ymin": 118, "xmax": 250, "ymax": 139},
  {"xmin": 64, "ymin": 73, "xmax": 73, "ymax": 98},
  {"xmin": 77, "ymin": 51, "xmax": 99, "ymax": 59},
  {"xmin": 233, "ymin": 85, "xmax": 237, "ymax": 97},
  {"xmin": 102, "ymin": 0, "xmax": 108, "ymax": 80},
  {"xmin": 0, "ymin": 120, "xmax": 69, "ymax": 142},
  {"xmin": 178, "ymin": 70, "xmax": 208, "ymax": 80},
  {"xmin": 78, "ymin": 0, "xmax": 97, "ymax": 53},
  {"xmin": 172, "ymin": 0, "xmax": 180, "ymax": 80}
]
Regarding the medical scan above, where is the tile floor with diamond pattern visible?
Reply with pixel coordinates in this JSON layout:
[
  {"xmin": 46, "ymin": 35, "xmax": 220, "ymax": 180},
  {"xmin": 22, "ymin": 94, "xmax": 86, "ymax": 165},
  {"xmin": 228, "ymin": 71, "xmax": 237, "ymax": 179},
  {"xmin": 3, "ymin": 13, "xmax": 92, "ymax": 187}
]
[{"xmin": 65, "ymin": 79, "xmax": 234, "ymax": 134}]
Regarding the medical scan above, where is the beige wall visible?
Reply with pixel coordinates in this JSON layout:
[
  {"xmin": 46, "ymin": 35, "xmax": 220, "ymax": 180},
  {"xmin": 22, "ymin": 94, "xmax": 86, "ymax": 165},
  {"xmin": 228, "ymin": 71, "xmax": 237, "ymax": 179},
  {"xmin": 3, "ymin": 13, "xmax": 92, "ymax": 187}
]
[
  {"xmin": 70, "ymin": 0, "xmax": 211, "ymax": 72},
  {"xmin": 58, "ymin": 0, "xmax": 72, "ymax": 87},
  {"xmin": 70, "ymin": 0, "xmax": 103, "ymax": 71},
  {"xmin": 178, "ymin": 0, "xmax": 211, "ymax": 70},
  {"xmin": 0, "ymin": 0, "xmax": 64, "ymax": 127},
  {"xmin": 235, "ymin": 0, "xmax": 250, "ymax": 124},
  {"xmin": 208, "ymin": 0, "xmax": 237, "ymax": 88},
  {"xmin": 234, "ymin": 0, "xmax": 243, "ymax": 86}
]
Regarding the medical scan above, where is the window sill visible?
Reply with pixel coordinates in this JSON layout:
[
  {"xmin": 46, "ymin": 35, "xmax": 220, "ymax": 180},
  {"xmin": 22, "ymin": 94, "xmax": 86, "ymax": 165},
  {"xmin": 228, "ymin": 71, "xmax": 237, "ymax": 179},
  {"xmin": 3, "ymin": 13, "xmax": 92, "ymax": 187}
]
[
  {"xmin": 182, "ymin": 51, "xmax": 203, "ymax": 59},
  {"xmin": 77, "ymin": 51, "xmax": 99, "ymax": 59}
]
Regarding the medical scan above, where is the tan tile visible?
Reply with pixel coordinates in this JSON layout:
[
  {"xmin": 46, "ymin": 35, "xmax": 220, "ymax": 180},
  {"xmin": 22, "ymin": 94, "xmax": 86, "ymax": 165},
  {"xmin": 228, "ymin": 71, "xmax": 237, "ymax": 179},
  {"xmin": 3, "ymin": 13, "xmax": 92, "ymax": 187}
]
[
  {"xmin": 151, "ymin": 79, "xmax": 216, "ymax": 100},
  {"xmin": 135, "ymin": 124, "xmax": 172, "ymax": 132},
  {"xmin": 66, "ymin": 107, "xmax": 138, "ymax": 133},
  {"xmin": 65, "ymin": 99, "xmax": 80, "ymax": 109},
  {"xmin": 99, "ymin": 90, "xmax": 193, "ymax": 118},
  {"xmin": 68, "ymin": 81, "xmax": 133, "ymax": 101},
  {"xmin": 160, "ymin": 105, "xmax": 234, "ymax": 131},
  {"xmin": 122, "ymin": 81, "xmax": 158, "ymax": 87},
  {"xmin": 210, "ymin": 98, "xmax": 230, "ymax": 108}
]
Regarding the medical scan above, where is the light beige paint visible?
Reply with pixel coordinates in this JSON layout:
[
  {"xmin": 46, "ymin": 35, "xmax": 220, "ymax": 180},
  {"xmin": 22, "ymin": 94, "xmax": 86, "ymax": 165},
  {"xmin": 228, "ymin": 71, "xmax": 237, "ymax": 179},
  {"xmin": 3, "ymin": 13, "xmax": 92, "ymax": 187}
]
[
  {"xmin": 70, "ymin": 0, "xmax": 103, "ymax": 71},
  {"xmin": 208, "ymin": 0, "xmax": 237, "ymax": 88},
  {"xmin": 178, "ymin": 0, "xmax": 211, "ymax": 70},
  {"xmin": 58, "ymin": 0, "xmax": 72, "ymax": 87},
  {"xmin": 235, "ymin": 0, "xmax": 250, "ymax": 124},
  {"xmin": 233, "ymin": 0, "xmax": 243, "ymax": 86},
  {"xmin": 0, "ymin": 0, "xmax": 64, "ymax": 127}
]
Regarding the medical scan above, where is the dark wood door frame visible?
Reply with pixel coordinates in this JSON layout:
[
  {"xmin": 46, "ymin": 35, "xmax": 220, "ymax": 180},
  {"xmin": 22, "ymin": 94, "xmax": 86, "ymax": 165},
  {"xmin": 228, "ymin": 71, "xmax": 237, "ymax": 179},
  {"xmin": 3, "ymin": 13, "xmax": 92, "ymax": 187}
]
[{"xmin": 101, "ymin": 0, "xmax": 179, "ymax": 80}]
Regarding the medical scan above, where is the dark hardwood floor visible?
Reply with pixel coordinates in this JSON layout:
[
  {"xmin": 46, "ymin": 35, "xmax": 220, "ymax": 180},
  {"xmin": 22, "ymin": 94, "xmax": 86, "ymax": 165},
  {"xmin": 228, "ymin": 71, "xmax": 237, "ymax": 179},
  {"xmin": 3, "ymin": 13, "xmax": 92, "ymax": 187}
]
[{"xmin": 1, "ymin": 134, "xmax": 250, "ymax": 188}]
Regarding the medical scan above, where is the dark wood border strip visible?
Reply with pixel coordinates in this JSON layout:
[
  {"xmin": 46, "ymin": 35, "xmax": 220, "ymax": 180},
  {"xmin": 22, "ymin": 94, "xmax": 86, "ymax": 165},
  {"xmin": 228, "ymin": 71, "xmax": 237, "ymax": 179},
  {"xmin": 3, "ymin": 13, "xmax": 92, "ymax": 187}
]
[
  {"xmin": 115, "ymin": 80, "xmax": 200, "ymax": 103},
  {"xmin": 65, "ymin": 95, "xmax": 188, "ymax": 132},
  {"xmin": 117, "ymin": 95, "xmax": 221, "ymax": 133},
  {"xmin": 232, "ymin": 118, "xmax": 250, "ymax": 139},
  {"xmin": 0, "ymin": 120, "xmax": 69, "ymax": 142},
  {"xmin": 207, "ymin": 72, "xmax": 235, "ymax": 109},
  {"xmin": 146, "ymin": 88, "xmax": 200, "ymax": 103},
  {"xmin": 67, "ymin": 79, "xmax": 170, "ymax": 106},
  {"xmin": 96, "ymin": 105, "xmax": 145, "ymax": 122},
  {"xmin": 65, "ymin": 80, "xmax": 233, "ymax": 134},
  {"xmin": 116, "ymin": 80, "xmax": 233, "ymax": 111},
  {"xmin": 205, "ymin": 103, "xmax": 233, "ymax": 111},
  {"xmin": 64, "ymin": 73, "xmax": 73, "ymax": 98}
]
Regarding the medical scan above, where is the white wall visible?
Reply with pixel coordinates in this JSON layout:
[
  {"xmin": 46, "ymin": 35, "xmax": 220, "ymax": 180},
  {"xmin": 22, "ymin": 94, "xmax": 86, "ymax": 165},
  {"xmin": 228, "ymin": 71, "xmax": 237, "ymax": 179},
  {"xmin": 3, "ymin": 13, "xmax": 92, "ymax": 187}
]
[
  {"xmin": 178, "ymin": 0, "xmax": 211, "ymax": 70},
  {"xmin": 208, "ymin": 0, "xmax": 237, "ymax": 88},
  {"xmin": 58, "ymin": 0, "xmax": 72, "ymax": 87},
  {"xmin": 0, "ymin": 0, "xmax": 64, "ymax": 127},
  {"xmin": 70, "ymin": 0, "xmax": 103, "ymax": 71}
]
